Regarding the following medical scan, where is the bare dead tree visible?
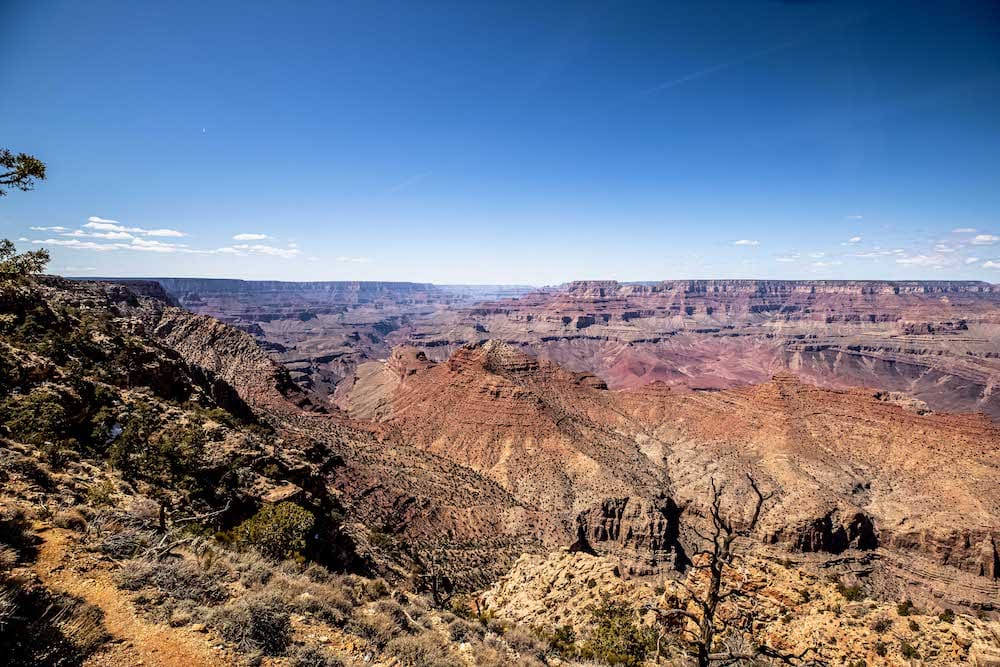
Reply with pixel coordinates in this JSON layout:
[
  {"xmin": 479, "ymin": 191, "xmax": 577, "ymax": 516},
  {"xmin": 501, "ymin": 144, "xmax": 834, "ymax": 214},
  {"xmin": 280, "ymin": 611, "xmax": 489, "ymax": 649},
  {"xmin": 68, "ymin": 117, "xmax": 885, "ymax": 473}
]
[{"xmin": 645, "ymin": 474, "xmax": 825, "ymax": 667}]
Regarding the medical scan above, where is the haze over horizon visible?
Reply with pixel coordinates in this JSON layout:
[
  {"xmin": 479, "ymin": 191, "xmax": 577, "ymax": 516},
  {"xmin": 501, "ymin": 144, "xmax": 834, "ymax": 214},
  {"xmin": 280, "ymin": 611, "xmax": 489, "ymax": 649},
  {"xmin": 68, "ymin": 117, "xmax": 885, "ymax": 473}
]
[{"xmin": 2, "ymin": 1, "xmax": 999, "ymax": 284}]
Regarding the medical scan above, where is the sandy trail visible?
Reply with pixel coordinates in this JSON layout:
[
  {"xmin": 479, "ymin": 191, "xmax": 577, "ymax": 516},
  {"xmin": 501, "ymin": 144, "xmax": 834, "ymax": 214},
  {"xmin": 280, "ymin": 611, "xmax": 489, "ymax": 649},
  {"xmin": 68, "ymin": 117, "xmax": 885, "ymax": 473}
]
[{"xmin": 33, "ymin": 526, "xmax": 232, "ymax": 667}]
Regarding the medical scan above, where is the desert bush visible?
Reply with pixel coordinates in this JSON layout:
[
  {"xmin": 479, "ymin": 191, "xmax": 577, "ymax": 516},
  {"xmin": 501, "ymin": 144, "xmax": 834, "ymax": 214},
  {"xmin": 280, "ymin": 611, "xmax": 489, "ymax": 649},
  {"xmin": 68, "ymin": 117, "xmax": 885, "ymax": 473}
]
[
  {"xmin": 0, "ymin": 584, "xmax": 16, "ymax": 630},
  {"xmin": 86, "ymin": 479, "xmax": 117, "ymax": 507},
  {"xmin": 289, "ymin": 644, "xmax": 346, "ymax": 667},
  {"xmin": 348, "ymin": 609, "xmax": 401, "ymax": 649},
  {"xmin": 897, "ymin": 599, "xmax": 914, "ymax": 616},
  {"xmin": 384, "ymin": 633, "xmax": 454, "ymax": 667},
  {"xmin": 448, "ymin": 617, "xmax": 485, "ymax": 642},
  {"xmin": 537, "ymin": 624, "xmax": 577, "ymax": 658},
  {"xmin": 504, "ymin": 625, "xmax": 546, "ymax": 657},
  {"xmin": 908, "ymin": 619, "xmax": 920, "ymax": 631},
  {"xmin": 287, "ymin": 582, "xmax": 354, "ymax": 627},
  {"xmin": 938, "ymin": 608, "xmax": 955, "ymax": 623},
  {"xmin": 210, "ymin": 591, "xmax": 291, "ymax": 655},
  {"xmin": 0, "ymin": 584, "xmax": 108, "ymax": 666},
  {"xmin": 238, "ymin": 560, "xmax": 274, "ymax": 588},
  {"xmin": 96, "ymin": 528, "xmax": 149, "ymax": 559},
  {"xmin": 360, "ymin": 577, "xmax": 390, "ymax": 601},
  {"xmin": 116, "ymin": 557, "xmax": 227, "ymax": 603},
  {"xmin": 0, "ymin": 504, "xmax": 38, "ymax": 559},
  {"xmin": 836, "ymin": 581, "xmax": 864, "ymax": 601},
  {"xmin": 870, "ymin": 616, "xmax": 893, "ymax": 634},
  {"xmin": 578, "ymin": 599, "xmax": 656, "ymax": 667},
  {"xmin": 900, "ymin": 640, "xmax": 919, "ymax": 659},
  {"xmin": 53, "ymin": 509, "xmax": 87, "ymax": 531},
  {"xmin": 235, "ymin": 502, "xmax": 315, "ymax": 561}
]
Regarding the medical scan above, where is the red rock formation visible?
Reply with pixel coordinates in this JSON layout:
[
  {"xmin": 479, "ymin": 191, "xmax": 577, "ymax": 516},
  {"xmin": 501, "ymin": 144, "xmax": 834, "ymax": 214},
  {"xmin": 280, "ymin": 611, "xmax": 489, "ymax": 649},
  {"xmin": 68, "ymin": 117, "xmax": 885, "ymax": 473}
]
[{"xmin": 347, "ymin": 342, "xmax": 1000, "ymax": 610}]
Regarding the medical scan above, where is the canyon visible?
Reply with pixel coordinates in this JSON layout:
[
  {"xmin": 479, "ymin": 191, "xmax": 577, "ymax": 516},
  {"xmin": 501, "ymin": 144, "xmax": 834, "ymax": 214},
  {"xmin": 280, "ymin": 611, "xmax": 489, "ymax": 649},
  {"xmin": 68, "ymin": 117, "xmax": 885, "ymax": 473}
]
[
  {"xmin": 4, "ymin": 274, "xmax": 999, "ymax": 666},
  {"xmin": 146, "ymin": 278, "xmax": 1000, "ymax": 420}
]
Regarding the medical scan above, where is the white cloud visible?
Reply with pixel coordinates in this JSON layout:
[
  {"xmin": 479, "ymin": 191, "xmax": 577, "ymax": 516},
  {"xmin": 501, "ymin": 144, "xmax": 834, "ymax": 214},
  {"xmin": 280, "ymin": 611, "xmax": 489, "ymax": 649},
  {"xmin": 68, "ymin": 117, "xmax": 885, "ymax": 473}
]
[
  {"xmin": 129, "ymin": 238, "xmax": 188, "ymax": 252},
  {"xmin": 335, "ymin": 256, "xmax": 373, "ymax": 263},
  {"xmin": 84, "ymin": 216, "xmax": 185, "ymax": 237},
  {"xmin": 972, "ymin": 234, "xmax": 999, "ymax": 245},
  {"xmin": 845, "ymin": 215, "xmax": 864, "ymax": 220},
  {"xmin": 91, "ymin": 231, "xmax": 135, "ymax": 240},
  {"xmin": 30, "ymin": 225, "xmax": 69, "ymax": 232},
  {"xmin": 84, "ymin": 220, "xmax": 132, "ymax": 232},
  {"xmin": 983, "ymin": 260, "xmax": 1000, "ymax": 269},
  {"xmin": 965, "ymin": 257, "xmax": 980, "ymax": 264},
  {"xmin": 17, "ymin": 237, "xmax": 29, "ymax": 242},
  {"xmin": 896, "ymin": 255, "xmax": 945, "ymax": 268},
  {"xmin": 775, "ymin": 256, "xmax": 797, "ymax": 263},
  {"xmin": 232, "ymin": 233, "xmax": 269, "ymax": 241},
  {"xmin": 851, "ymin": 250, "xmax": 895, "ymax": 258},
  {"xmin": 811, "ymin": 260, "xmax": 842, "ymax": 268},
  {"xmin": 808, "ymin": 251, "xmax": 825, "ymax": 259},
  {"xmin": 33, "ymin": 238, "xmax": 118, "ymax": 251},
  {"xmin": 732, "ymin": 239, "xmax": 759, "ymax": 246},
  {"xmin": 847, "ymin": 236, "xmax": 861, "ymax": 244},
  {"xmin": 952, "ymin": 227, "xmax": 977, "ymax": 233},
  {"xmin": 224, "ymin": 244, "xmax": 302, "ymax": 259}
]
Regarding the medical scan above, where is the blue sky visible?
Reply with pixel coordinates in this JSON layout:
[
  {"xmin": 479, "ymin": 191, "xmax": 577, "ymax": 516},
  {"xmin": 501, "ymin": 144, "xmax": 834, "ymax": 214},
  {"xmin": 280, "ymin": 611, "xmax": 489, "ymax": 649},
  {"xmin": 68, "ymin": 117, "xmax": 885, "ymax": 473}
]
[{"xmin": 1, "ymin": 0, "xmax": 999, "ymax": 284}]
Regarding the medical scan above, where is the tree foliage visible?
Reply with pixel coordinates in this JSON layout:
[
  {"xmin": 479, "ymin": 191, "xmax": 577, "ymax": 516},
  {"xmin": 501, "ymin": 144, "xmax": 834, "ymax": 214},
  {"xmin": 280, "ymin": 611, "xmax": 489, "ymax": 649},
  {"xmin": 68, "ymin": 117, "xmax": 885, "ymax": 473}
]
[
  {"xmin": 235, "ymin": 502, "xmax": 315, "ymax": 561},
  {"xmin": 0, "ymin": 239, "xmax": 49, "ymax": 277},
  {"xmin": 0, "ymin": 149, "xmax": 46, "ymax": 196}
]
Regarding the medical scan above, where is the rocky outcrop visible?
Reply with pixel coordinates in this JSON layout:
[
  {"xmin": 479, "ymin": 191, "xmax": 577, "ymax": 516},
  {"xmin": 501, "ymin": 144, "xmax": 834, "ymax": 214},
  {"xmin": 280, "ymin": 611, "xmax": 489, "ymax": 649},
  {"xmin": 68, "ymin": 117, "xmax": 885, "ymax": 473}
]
[
  {"xmin": 572, "ymin": 496, "xmax": 689, "ymax": 575},
  {"xmin": 768, "ymin": 509, "xmax": 879, "ymax": 554}
]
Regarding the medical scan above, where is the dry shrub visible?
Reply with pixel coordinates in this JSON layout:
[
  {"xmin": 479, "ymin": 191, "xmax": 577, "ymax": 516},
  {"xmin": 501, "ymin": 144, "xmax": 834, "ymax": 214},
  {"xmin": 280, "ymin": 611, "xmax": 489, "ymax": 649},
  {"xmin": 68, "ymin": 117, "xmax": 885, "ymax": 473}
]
[
  {"xmin": 0, "ymin": 583, "xmax": 16, "ymax": 630},
  {"xmin": 448, "ymin": 617, "xmax": 485, "ymax": 642},
  {"xmin": 126, "ymin": 496, "xmax": 161, "ymax": 523},
  {"xmin": 348, "ymin": 608, "xmax": 401, "ymax": 649},
  {"xmin": 286, "ymin": 580, "xmax": 355, "ymax": 627},
  {"xmin": 53, "ymin": 509, "xmax": 87, "ymax": 531},
  {"xmin": 0, "ymin": 504, "xmax": 37, "ymax": 557},
  {"xmin": 384, "ymin": 633, "xmax": 454, "ymax": 667},
  {"xmin": 116, "ymin": 557, "xmax": 227, "ymax": 604},
  {"xmin": 359, "ymin": 577, "xmax": 389, "ymax": 601},
  {"xmin": 503, "ymin": 625, "xmax": 546, "ymax": 657},
  {"xmin": 289, "ymin": 644, "xmax": 347, "ymax": 667},
  {"xmin": 210, "ymin": 591, "xmax": 291, "ymax": 656}
]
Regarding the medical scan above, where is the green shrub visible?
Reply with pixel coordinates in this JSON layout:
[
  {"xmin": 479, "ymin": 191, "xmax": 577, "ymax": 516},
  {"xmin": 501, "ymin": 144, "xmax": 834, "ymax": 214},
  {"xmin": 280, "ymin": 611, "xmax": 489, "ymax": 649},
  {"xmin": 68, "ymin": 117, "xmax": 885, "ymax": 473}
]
[
  {"xmin": 836, "ymin": 581, "xmax": 864, "ymax": 601},
  {"xmin": 538, "ymin": 624, "xmax": 577, "ymax": 657},
  {"xmin": 900, "ymin": 640, "xmax": 919, "ymax": 659},
  {"xmin": 897, "ymin": 599, "xmax": 914, "ymax": 616},
  {"xmin": 938, "ymin": 608, "xmax": 955, "ymax": 623},
  {"xmin": 85, "ymin": 480, "xmax": 117, "ymax": 507},
  {"xmin": 870, "ymin": 616, "xmax": 892, "ymax": 634},
  {"xmin": 235, "ymin": 502, "xmax": 315, "ymax": 561},
  {"xmin": 579, "ymin": 599, "xmax": 656, "ymax": 667}
]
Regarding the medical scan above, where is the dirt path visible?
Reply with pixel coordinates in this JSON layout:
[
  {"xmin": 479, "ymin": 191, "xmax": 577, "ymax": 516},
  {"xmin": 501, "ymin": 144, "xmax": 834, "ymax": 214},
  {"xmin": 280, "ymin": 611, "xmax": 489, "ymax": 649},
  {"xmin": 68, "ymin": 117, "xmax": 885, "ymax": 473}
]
[{"xmin": 34, "ymin": 526, "xmax": 233, "ymax": 667}]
